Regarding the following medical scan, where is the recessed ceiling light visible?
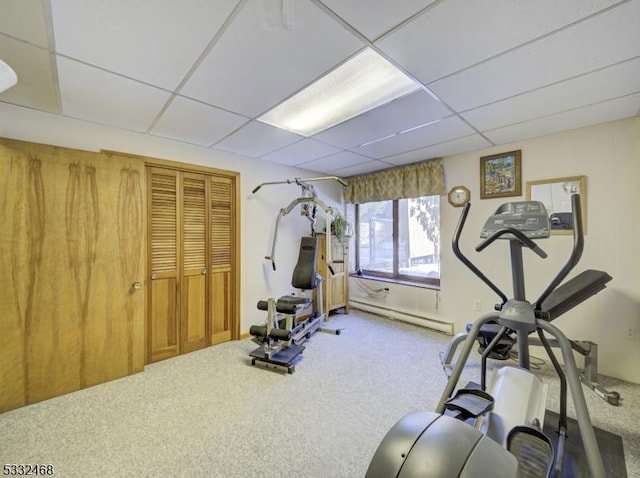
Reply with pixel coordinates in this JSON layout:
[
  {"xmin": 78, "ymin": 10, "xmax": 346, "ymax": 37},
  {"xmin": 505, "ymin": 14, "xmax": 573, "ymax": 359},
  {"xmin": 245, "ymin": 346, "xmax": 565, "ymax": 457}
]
[{"xmin": 257, "ymin": 48, "xmax": 420, "ymax": 137}]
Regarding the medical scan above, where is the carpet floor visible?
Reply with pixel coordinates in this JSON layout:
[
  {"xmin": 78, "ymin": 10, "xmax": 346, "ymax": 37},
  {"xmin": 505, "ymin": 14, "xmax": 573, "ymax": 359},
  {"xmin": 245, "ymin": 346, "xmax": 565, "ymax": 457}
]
[{"xmin": 1, "ymin": 310, "xmax": 639, "ymax": 477}]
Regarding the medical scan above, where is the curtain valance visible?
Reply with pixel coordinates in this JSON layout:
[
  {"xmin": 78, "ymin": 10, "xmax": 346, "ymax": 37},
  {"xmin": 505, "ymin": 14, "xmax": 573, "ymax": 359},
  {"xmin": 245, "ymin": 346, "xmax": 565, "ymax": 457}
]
[{"xmin": 344, "ymin": 158, "xmax": 445, "ymax": 204}]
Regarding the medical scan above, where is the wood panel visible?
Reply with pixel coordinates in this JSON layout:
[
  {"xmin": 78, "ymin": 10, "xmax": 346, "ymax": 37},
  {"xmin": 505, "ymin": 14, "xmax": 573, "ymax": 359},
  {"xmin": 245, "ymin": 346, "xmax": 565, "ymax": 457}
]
[
  {"xmin": 210, "ymin": 176, "xmax": 234, "ymax": 344},
  {"xmin": 181, "ymin": 173, "xmax": 208, "ymax": 354},
  {"xmin": 149, "ymin": 275, "xmax": 179, "ymax": 361},
  {"xmin": 211, "ymin": 267, "xmax": 232, "ymax": 345},
  {"xmin": 316, "ymin": 235, "xmax": 350, "ymax": 316},
  {"xmin": 210, "ymin": 176, "xmax": 232, "ymax": 267},
  {"xmin": 329, "ymin": 239, "xmax": 348, "ymax": 310},
  {"xmin": 0, "ymin": 139, "xmax": 145, "ymax": 412},
  {"xmin": 147, "ymin": 168, "xmax": 180, "ymax": 362}
]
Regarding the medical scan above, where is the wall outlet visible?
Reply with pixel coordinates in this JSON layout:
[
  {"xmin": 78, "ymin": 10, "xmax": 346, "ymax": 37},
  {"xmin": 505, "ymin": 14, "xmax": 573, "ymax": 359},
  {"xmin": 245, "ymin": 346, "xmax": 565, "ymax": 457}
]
[
  {"xmin": 474, "ymin": 300, "xmax": 481, "ymax": 312},
  {"xmin": 626, "ymin": 327, "xmax": 637, "ymax": 341}
]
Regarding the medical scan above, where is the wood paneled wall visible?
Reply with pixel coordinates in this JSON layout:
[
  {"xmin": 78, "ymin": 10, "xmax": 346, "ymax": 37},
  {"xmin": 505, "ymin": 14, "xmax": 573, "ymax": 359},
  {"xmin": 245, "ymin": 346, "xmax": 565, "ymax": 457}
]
[{"xmin": 0, "ymin": 139, "xmax": 146, "ymax": 412}]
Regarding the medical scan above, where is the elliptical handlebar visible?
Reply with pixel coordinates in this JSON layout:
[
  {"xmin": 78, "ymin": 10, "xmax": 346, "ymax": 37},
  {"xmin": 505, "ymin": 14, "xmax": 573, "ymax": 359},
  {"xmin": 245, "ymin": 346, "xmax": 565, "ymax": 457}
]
[
  {"xmin": 476, "ymin": 227, "xmax": 548, "ymax": 258},
  {"xmin": 535, "ymin": 194, "xmax": 584, "ymax": 310},
  {"xmin": 452, "ymin": 203, "xmax": 508, "ymax": 305},
  {"xmin": 454, "ymin": 194, "xmax": 584, "ymax": 309}
]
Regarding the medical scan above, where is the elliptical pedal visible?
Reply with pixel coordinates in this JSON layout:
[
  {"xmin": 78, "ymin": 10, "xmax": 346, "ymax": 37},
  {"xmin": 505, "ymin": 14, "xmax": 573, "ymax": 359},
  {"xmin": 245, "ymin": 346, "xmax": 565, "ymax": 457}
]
[
  {"xmin": 507, "ymin": 426, "xmax": 554, "ymax": 478},
  {"xmin": 444, "ymin": 388, "xmax": 494, "ymax": 422}
]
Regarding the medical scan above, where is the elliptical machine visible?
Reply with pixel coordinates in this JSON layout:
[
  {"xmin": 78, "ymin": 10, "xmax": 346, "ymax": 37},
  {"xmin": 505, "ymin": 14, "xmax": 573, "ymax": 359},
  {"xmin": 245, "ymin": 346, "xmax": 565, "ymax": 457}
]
[{"xmin": 366, "ymin": 195, "xmax": 606, "ymax": 477}]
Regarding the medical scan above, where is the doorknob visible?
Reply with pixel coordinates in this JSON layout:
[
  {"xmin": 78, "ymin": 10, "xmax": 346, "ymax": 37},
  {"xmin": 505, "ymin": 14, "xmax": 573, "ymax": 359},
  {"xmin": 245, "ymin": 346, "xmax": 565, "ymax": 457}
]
[
  {"xmin": 132, "ymin": 281, "xmax": 142, "ymax": 290},
  {"xmin": 201, "ymin": 268, "xmax": 207, "ymax": 275},
  {"xmin": 150, "ymin": 272, "xmax": 158, "ymax": 280}
]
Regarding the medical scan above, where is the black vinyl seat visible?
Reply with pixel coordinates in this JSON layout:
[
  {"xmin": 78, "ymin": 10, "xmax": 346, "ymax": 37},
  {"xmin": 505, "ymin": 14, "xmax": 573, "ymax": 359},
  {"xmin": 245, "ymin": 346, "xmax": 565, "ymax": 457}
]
[
  {"xmin": 275, "ymin": 236, "xmax": 319, "ymax": 310},
  {"xmin": 278, "ymin": 295, "xmax": 311, "ymax": 306}
]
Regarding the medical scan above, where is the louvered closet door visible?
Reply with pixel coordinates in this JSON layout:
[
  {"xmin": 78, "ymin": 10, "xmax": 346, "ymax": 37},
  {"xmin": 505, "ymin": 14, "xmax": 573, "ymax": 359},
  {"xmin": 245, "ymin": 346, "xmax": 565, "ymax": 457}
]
[
  {"xmin": 148, "ymin": 168, "xmax": 180, "ymax": 362},
  {"xmin": 210, "ymin": 176, "xmax": 233, "ymax": 345},
  {"xmin": 181, "ymin": 173, "xmax": 209, "ymax": 354}
]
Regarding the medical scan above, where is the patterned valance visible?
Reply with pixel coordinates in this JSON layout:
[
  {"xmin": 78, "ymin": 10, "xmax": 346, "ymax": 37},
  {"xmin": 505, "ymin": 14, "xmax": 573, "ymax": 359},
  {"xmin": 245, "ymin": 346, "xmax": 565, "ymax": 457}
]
[{"xmin": 344, "ymin": 158, "xmax": 445, "ymax": 204}]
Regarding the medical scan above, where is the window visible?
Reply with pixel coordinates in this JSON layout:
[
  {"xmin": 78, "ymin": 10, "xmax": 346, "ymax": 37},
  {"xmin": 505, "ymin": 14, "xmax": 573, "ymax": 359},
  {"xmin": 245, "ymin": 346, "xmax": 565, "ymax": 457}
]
[{"xmin": 355, "ymin": 195, "xmax": 440, "ymax": 286}]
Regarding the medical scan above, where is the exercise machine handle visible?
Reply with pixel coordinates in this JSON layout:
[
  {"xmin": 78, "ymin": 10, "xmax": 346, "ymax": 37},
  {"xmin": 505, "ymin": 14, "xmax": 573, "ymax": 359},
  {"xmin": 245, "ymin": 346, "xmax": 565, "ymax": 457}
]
[
  {"xmin": 252, "ymin": 176, "xmax": 348, "ymax": 194},
  {"xmin": 476, "ymin": 227, "xmax": 548, "ymax": 259},
  {"xmin": 536, "ymin": 194, "xmax": 584, "ymax": 310},
  {"xmin": 452, "ymin": 203, "xmax": 508, "ymax": 304}
]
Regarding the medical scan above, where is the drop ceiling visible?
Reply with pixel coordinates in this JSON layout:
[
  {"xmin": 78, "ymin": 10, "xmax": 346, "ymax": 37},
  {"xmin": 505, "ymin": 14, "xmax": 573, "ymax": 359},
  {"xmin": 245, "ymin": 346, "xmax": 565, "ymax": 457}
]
[{"xmin": 1, "ymin": 0, "xmax": 638, "ymax": 177}]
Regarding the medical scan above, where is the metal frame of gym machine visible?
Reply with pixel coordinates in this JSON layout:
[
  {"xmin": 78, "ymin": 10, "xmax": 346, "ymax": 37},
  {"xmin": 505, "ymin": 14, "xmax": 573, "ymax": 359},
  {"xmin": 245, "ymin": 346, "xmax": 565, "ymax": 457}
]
[
  {"xmin": 248, "ymin": 176, "xmax": 347, "ymax": 373},
  {"xmin": 253, "ymin": 176, "xmax": 347, "ymax": 273},
  {"xmin": 440, "ymin": 325, "xmax": 620, "ymax": 405}
]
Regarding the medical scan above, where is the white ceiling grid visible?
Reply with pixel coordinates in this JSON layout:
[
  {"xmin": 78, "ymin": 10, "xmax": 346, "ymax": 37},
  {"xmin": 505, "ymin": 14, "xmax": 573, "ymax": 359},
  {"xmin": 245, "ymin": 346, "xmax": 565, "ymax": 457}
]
[{"xmin": 0, "ymin": 0, "xmax": 637, "ymax": 177}]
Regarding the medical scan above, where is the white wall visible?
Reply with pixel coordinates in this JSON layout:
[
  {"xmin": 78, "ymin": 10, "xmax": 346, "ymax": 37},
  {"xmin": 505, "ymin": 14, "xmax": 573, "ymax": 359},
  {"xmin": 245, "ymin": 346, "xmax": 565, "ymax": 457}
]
[
  {"xmin": 0, "ymin": 103, "xmax": 344, "ymax": 336},
  {"xmin": 2, "ymin": 103, "xmax": 638, "ymax": 382},
  {"xmin": 349, "ymin": 116, "xmax": 640, "ymax": 384}
]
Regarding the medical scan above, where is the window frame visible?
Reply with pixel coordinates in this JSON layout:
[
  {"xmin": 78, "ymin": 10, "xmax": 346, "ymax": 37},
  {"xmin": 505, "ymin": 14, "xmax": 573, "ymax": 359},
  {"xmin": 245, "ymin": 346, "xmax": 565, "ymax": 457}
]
[{"xmin": 354, "ymin": 197, "xmax": 440, "ymax": 288}]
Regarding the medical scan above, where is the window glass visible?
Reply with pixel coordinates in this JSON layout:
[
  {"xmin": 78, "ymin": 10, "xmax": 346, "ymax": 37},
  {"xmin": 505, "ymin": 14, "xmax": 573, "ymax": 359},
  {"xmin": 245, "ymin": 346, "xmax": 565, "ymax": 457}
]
[
  {"xmin": 356, "ymin": 195, "xmax": 440, "ymax": 285},
  {"xmin": 399, "ymin": 197, "xmax": 440, "ymax": 280},
  {"xmin": 357, "ymin": 200, "xmax": 393, "ymax": 274}
]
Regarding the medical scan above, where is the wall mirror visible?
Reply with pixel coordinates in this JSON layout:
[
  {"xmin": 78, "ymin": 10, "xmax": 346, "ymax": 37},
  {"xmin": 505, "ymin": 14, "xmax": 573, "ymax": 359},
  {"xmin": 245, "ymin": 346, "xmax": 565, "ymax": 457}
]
[{"xmin": 526, "ymin": 175, "xmax": 586, "ymax": 235}]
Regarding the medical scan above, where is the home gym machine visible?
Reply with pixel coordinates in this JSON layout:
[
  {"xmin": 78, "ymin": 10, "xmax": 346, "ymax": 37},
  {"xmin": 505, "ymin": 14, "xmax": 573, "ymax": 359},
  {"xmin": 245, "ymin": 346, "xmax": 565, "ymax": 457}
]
[
  {"xmin": 248, "ymin": 176, "xmax": 346, "ymax": 373},
  {"xmin": 366, "ymin": 195, "xmax": 607, "ymax": 477}
]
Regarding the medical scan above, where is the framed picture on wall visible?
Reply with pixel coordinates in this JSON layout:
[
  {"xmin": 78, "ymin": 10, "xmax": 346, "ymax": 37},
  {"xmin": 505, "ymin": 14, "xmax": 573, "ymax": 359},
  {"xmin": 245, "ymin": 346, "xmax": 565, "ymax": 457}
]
[{"xmin": 480, "ymin": 150, "xmax": 522, "ymax": 199}]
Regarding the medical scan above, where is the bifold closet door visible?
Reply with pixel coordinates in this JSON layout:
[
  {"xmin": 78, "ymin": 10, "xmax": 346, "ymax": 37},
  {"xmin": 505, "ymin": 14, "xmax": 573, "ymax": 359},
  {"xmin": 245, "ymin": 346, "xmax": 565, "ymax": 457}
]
[
  {"xmin": 147, "ymin": 168, "xmax": 210, "ymax": 362},
  {"xmin": 180, "ymin": 173, "xmax": 209, "ymax": 354},
  {"xmin": 210, "ymin": 176, "xmax": 233, "ymax": 345},
  {"xmin": 148, "ymin": 168, "xmax": 180, "ymax": 362}
]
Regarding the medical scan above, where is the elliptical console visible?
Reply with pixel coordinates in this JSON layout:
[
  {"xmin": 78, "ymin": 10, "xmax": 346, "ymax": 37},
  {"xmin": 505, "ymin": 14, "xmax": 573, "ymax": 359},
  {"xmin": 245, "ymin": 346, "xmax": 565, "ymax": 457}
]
[{"xmin": 480, "ymin": 201, "xmax": 550, "ymax": 239}]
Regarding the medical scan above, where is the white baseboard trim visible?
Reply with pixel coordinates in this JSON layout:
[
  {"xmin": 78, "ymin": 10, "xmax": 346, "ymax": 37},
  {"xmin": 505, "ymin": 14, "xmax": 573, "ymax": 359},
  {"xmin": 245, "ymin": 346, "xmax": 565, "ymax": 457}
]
[{"xmin": 350, "ymin": 299, "xmax": 453, "ymax": 335}]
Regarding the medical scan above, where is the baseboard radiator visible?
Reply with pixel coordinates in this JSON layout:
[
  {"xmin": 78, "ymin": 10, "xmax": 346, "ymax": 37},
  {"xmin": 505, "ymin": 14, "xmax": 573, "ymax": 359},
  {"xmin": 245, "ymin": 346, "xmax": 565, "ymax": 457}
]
[{"xmin": 350, "ymin": 299, "xmax": 454, "ymax": 335}]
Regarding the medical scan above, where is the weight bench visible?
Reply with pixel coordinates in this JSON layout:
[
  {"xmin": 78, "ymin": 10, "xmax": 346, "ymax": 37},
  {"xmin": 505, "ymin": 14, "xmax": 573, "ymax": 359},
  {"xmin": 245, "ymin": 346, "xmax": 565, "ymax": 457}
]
[{"xmin": 249, "ymin": 236, "xmax": 340, "ymax": 373}]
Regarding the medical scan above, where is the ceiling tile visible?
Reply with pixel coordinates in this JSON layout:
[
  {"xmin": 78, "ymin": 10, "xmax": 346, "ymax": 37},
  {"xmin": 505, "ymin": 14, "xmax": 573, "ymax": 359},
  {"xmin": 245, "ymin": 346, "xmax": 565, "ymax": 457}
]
[
  {"xmin": 462, "ymin": 58, "xmax": 640, "ymax": 132},
  {"xmin": 382, "ymin": 135, "xmax": 493, "ymax": 166},
  {"xmin": 57, "ymin": 57, "xmax": 171, "ymax": 132},
  {"xmin": 484, "ymin": 92, "xmax": 640, "ymax": 145},
  {"xmin": 319, "ymin": 0, "xmax": 437, "ymax": 41},
  {"xmin": 429, "ymin": 1, "xmax": 640, "ymax": 111},
  {"xmin": 0, "ymin": 0, "xmax": 49, "ymax": 48},
  {"xmin": 261, "ymin": 138, "xmax": 342, "ymax": 166},
  {"xmin": 299, "ymin": 150, "xmax": 372, "ymax": 173},
  {"xmin": 181, "ymin": 0, "xmax": 365, "ymax": 117},
  {"xmin": 312, "ymin": 90, "xmax": 451, "ymax": 149},
  {"xmin": 376, "ymin": 0, "xmax": 622, "ymax": 84},
  {"xmin": 150, "ymin": 95, "xmax": 248, "ymax": 147},
  {"xmin": 51, "ymin": 0, "xmax": 241, "ymax": 90},
  {"xmin": 329, "ymin": 160, "xmax": 394, "ymax": 177},
  {"xmin": 2, "ymin": 0, "xmax": 638, "ymax": 179},
  {"xmin": 0, "ymin": 36, "xmax": 60, "ymax": 113},
  {"xmin": 212, "ymin": 120, "xmax": 303, "ymax": 157},
  {"xmin": 354, "ymin": 116, "xmax": 476, "ymax": 159}
]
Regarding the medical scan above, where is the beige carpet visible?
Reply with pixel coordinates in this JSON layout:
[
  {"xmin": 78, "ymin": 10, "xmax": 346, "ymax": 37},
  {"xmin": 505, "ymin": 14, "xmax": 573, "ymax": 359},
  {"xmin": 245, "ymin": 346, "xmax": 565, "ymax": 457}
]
[{"xmin": 1, "ymin": 310, "xmax": 638, "ymax": 477}]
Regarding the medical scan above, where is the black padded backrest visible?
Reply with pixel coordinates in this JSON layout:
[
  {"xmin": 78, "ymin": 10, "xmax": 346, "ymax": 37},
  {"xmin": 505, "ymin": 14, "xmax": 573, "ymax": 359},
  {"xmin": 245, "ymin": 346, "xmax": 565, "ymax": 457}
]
[{"xmin": 291, "ymin": 236, "xmax": 318, "ymax": 290}]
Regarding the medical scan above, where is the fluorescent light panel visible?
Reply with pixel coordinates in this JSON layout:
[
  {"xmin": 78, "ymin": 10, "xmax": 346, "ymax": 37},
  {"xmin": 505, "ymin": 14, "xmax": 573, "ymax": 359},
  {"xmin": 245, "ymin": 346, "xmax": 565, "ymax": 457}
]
[
  {"xmin": 257, "ymin": 48, "xmax": 420, "ymax": 136},
  {"xmin": 0, "ymin": 59, "xmax": 18, "ymax": 93}
]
